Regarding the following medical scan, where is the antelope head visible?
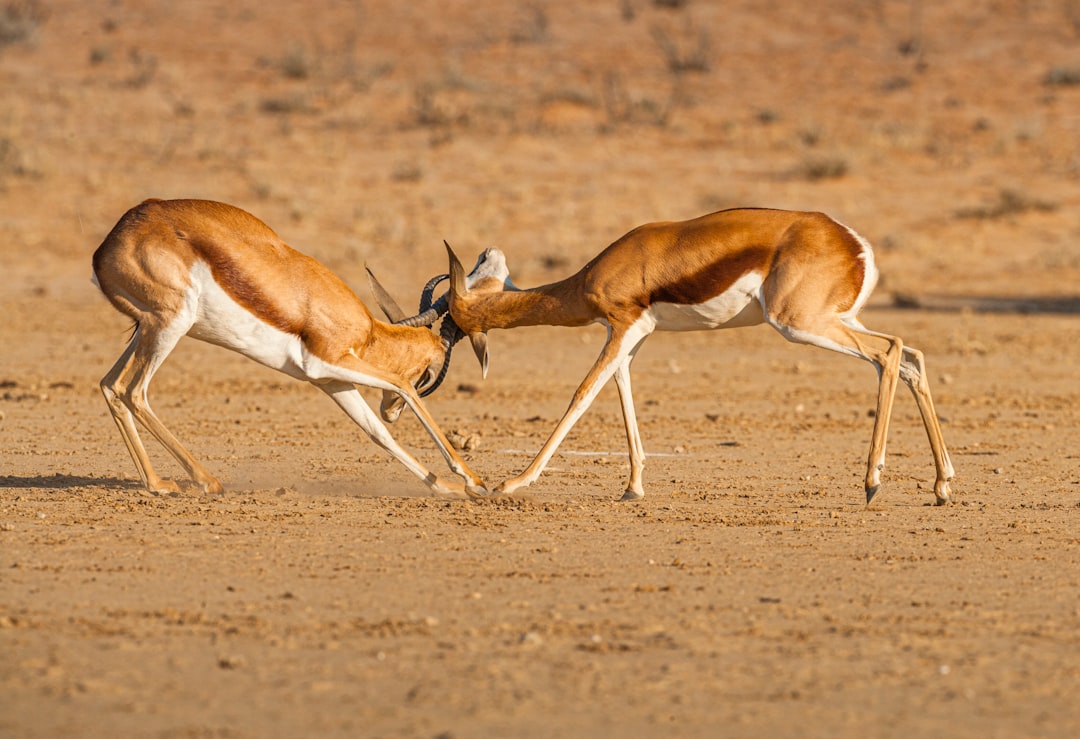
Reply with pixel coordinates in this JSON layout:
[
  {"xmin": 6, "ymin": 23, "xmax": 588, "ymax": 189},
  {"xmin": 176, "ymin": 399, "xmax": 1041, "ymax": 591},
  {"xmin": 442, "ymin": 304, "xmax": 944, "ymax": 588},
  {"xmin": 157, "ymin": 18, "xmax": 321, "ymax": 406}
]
[
  {"xmin": 366, "ymin": 247, "xmax": 510, "ymax": 420},
  {"xmin": 363, "ymin": 270, "xmax": 446, "ymax": 422},
  {"xmin": 444, "ymin": 242, "xmax": 515, "ymax": 379}
]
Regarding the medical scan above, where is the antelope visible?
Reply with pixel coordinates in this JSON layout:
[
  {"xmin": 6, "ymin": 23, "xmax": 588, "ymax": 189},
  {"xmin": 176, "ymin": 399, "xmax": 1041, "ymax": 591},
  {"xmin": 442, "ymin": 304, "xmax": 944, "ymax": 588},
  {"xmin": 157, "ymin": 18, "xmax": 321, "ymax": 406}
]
[
  {"xmin": 92, "ymin": 198, "xmax": 486, "ymax": 498},
  {"xmin": 439, "ymin": 208, "xmax": 955, "ymax": 505}
]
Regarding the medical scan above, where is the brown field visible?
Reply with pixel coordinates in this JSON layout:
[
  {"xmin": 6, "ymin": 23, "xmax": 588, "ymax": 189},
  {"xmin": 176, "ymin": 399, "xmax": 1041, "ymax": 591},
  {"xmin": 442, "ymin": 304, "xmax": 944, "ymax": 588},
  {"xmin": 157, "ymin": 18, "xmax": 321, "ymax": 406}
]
[{"xmin": 3, "ymin": 1, "xmax": 1080, "ymax": 736}]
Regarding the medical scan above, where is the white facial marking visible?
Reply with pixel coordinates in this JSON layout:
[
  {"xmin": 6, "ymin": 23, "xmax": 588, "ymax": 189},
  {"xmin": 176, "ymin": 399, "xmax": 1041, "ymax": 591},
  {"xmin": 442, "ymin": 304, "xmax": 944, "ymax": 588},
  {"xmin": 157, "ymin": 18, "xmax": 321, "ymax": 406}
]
[
  {"xmin": 467, "ymin": 248, "xmax": 516, "ymax": 290},
  {"xmin": 649, "ymin": 271, "xmax": 765, "ymax": 331}
]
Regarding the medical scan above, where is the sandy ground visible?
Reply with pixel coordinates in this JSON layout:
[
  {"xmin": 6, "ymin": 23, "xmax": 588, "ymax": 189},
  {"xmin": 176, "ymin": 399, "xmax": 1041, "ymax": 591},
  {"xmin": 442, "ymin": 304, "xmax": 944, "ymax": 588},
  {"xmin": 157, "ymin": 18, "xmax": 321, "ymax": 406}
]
[{"xmin": 2, "ymin": 1, "xmax": 1080, "ymax": 737}]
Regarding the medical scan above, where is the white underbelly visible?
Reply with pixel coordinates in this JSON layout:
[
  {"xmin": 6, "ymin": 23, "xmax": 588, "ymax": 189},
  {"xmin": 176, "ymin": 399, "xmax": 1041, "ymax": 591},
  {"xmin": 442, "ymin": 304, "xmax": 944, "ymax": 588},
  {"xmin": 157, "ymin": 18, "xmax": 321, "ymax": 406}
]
[
  {"xmin": 650, "ymin": 271, "xmax": 765, "ymax": 331},
  {"xmin": 185, "ymin": 262, "xmax": 309, "ymax": 379}
]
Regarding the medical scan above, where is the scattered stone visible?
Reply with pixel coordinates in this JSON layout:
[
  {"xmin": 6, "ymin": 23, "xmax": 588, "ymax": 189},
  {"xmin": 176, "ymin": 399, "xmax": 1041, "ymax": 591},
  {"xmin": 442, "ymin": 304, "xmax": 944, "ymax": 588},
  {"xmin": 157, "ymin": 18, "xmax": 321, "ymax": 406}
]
[
  {"xmin": 448, "ymin": 430, "xmax": 481, "ymax": 452},
  {"xmin": 519, "ymin": 631, "xmax": 543, "ymax": 646}
]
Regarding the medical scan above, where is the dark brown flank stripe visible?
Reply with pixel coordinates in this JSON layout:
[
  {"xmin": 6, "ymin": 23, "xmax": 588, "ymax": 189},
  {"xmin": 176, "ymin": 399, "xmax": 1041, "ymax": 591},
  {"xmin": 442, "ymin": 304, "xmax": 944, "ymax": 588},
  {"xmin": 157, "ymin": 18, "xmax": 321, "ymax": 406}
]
[
  {"xmin": 187, "ymin": 236, "xmax": 305, "ymax": 337},
  {"xmin": 649, "ymin": 246, "xmax": 772, "ymax": 306}
]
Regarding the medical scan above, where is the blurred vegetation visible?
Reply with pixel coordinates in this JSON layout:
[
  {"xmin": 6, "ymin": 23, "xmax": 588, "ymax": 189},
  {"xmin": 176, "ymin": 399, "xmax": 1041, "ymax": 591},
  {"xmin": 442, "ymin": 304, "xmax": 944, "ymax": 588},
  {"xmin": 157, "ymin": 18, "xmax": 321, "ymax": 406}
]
[
  {"xmin": 954, "ymin": 189, "xmax": 1058, "ymax": 220},
  {"xmin": 0, "ymin": 0, "xmax": 45, "ymax": 48}
]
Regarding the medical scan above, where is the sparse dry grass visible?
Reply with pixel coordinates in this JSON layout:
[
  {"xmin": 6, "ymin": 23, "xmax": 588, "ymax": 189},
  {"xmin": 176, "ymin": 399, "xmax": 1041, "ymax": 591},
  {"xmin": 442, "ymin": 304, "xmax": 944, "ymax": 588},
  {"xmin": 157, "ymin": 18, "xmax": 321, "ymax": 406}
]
[
  {"xmin": 600, "ymin": 72, "xmax": 679, "ymax": 129},
  {"xmin": 651, "ymin": 21, "xmax": 712, "ymax": 74},
  {"xmin": 511, "ymin": 4, "xmax": 549, "ymax": 45},
  {"xmin": 954, "ymin": 188, "xmax": 1058, "ymax": 220},
  {"xmin": 0, "ymin": 0, "xmax": 46, "ymax": 47},
  {"xmin": 1044, "ymin": 65, "xmax": 1080, "ymax": 86},
  {"xmin": 796, "ymin": 155, "xmax": 850, "ymax": 181}
]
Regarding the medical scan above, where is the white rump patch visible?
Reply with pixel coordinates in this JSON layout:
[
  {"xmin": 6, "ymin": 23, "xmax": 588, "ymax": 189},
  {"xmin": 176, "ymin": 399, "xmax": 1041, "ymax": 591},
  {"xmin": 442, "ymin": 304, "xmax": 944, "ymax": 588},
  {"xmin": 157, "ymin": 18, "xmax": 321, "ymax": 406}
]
[
  {"xmin": 836, "ymin": 220, "xmax": 879, "ymax": 319},
  {"xmin": 650, "ymin": 271, "xmax": 766, "ymax": 331}
]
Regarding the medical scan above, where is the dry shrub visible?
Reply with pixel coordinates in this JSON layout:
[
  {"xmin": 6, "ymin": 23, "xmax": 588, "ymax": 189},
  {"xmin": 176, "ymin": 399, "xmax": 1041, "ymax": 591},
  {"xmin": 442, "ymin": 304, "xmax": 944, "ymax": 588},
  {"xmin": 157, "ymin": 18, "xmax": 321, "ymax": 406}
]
[
  {"xmin": 1044, "ymin": 66, "xmax": 1080, "ymax": 86},
  {"xmin": 651, "ymin": 23, "xmax": 711, "ymax": 74},
  {"xmin": 511, "ymin": 5, "xmax": 549, "ymax": 45},
  {"xmin": 796, "ymin": 156, "xmax": 849, "ymax": 181},
  {"xmin": 954, "ymin": 188, "xmax": 1057, "ymax": 220},
  {"xmin": 0, "ymin": 0, "xmax": 46, "ymax": 47}
]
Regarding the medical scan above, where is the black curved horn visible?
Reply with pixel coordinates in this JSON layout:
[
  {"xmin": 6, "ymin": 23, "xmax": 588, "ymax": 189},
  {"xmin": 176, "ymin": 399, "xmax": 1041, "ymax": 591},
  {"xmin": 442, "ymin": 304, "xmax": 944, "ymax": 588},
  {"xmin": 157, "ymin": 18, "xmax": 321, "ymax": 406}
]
[
  {"xmin": 419, "ymin": 274, "xmax": 449, "ymax": 312},
  {"xmin": 393, "ymin": 274, "xmax": 451, "ymax": 327},
  {"xmin": 419, "ymin": 314, "xmax": 466, "ymax": 398},
  {"xmin": 395, "ymin": 307, "xmax": 442, "ymax": 328}
]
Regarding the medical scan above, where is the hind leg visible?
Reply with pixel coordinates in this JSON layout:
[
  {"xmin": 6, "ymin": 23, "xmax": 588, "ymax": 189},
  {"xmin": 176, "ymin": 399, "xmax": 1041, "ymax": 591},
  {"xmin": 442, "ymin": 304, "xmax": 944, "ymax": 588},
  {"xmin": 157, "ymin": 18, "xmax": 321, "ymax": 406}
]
[
  {"xmin": 899, "ymin": 346, "xmax": 954, "ymax": 504},
  {"xmin": 101, "ymin": 321, "xmax": 222, "ymax": 494},
  {"xmin": 101, "ymin": 329, "xmax": 180, "ymax": 494},
  {"xmin": 855, "ymin": 328, "xmax": 904, "ymax": 503},
  {"xmin": 766, "ymin": 314, "xmax": 904, "ymax": 504}
]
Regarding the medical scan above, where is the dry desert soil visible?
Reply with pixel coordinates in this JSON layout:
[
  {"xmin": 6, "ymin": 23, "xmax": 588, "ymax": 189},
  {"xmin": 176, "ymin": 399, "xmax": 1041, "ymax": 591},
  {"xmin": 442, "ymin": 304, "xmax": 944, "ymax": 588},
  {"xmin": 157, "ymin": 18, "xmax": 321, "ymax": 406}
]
[{"xmin": 2, "ymin": 1, "xmax": 1080, "ymax": 737}]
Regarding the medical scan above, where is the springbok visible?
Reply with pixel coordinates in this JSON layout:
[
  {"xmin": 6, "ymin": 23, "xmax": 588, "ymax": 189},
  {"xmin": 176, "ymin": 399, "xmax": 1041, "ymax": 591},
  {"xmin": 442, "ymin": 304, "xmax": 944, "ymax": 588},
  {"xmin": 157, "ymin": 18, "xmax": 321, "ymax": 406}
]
[
  {"xmin": 438, "ymin": 208, "xmax": 955, "ymax": 504},
  {"xmin": 92, "ymin": 198, "xmax": 484, "ymax": 497}
]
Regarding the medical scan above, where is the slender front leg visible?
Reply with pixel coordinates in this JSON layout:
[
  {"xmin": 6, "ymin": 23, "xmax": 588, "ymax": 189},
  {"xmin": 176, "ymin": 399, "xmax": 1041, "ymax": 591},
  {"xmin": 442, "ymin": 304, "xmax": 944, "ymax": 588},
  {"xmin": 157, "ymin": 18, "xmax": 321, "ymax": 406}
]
[
  {"xmin": 499, "ymin": 325, "xmax": 644, "ymax": 495},
  {"xmin": 318, "ymin": 381, "xmax": 475, "ymax": 497},
  {"xmin": 392, "ymin": 386, "xmax": 487, "ymax": 497},
  {"xmin": 318, "ymin": 355, "xmax": 486, "ymax": 496},
  {"xmin": 613, "ymin": 356, "xmax": 646, "ymax": 501}
]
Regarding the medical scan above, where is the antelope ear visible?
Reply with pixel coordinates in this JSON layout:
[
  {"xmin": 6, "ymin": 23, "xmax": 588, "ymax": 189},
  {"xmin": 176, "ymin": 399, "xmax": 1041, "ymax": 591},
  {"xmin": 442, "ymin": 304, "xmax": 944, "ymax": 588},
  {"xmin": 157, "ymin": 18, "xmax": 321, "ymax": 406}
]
[
  {"xmin": 365, "ymin": 265, "xmax": 407, "ymax": 323},
  {"xmin": 469, "ymin": 331, "xmax": 489, "ymax": 379}
]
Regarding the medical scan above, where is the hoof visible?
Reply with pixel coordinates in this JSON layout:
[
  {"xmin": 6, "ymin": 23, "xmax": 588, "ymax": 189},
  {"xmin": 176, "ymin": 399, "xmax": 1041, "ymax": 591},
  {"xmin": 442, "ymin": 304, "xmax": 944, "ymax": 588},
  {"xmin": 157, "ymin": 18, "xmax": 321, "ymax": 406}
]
[
  {"xmin": 148, "ymin": 478, "xmax": 183, "ymax": 496},
  {"xmin": 865, "ymin": 484, "xmax": 880, "ymax": 505},
  {"xmin": 430, "ymin": 476, "xmax": 483, "ymax": 499},
  {"xmin": 495, "ymin": 477, "xmax": 527, "ymax": 496},
  {"xmin": 619, "ymin": 489, "xmax": 644, "ymax": 502},
  {"xmin": 934, "ymin": 480, "xmax": 952, "ymax": 506},
  {"xmin": 465, "ymin": 486, "xmax": 488, "ymax": 500}
]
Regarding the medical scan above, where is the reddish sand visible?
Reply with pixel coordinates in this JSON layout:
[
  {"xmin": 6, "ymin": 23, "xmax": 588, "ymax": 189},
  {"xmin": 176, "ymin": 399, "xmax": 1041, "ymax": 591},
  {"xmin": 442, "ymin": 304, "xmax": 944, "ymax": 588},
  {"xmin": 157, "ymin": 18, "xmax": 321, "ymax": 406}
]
[{"xmin": 2, "ymin": 1, "xmax": 1079, "ymax": 736}]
